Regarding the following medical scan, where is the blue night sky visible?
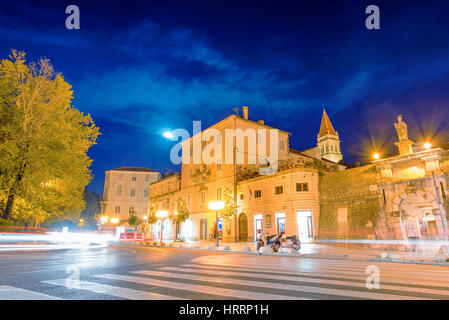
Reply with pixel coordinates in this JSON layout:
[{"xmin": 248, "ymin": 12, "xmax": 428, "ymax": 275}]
[{"xmin": 2, "ymin": 0, "xmax": 449, "ymax": 194}]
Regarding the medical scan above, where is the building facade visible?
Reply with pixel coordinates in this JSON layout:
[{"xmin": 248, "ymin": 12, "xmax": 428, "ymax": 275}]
[
  {"xmin": 101, "ymin": 167, "xmax": 161, "ymax": 224},
  {"xmin": 318, "ymin": 115, "xmax": 449, "ymax": 242},
  {"xmin": 148, "ymin": 108, "xmax": 344, "ymax": 242}
]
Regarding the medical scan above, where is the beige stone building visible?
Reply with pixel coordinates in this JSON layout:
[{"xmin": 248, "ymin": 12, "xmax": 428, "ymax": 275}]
[
  {"xmin": 101, "ymin": 167, "xmax": 161, "ymax": 224},
  {"xmin": 148, "ymin": 107, "xmax": 344, "ymax": 242},
  {"xmin": 318, "ymin": 115, "xmax": 449, "ymax": 241}
]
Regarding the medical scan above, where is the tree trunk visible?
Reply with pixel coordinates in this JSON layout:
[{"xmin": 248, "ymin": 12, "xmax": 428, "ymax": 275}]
[
  {"xmin": 2, "ymin": 193, "xmax": 15, "ymax": 220},
  {"xmin": 2, "ymin": 171, "xmax": 25, "ymax": 220}
]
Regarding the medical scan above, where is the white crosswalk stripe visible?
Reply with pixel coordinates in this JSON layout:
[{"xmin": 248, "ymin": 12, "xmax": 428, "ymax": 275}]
[
  {"xmin": 42, "ymin": 279, "xmax": 185, "ymax": 300},
  {"xmin": 181, "ymin": 263, "xmax": 449, "ymax": 288},
  {"xmin": 132, "ymin": 269, "xmax": 431, "ymax": 300},
  {"xmin": 0, "ymin": 285, "xmax": 62, "ymax": 300},
  {"xmin": 171, "ymin": 265, "xmax": 449, "ymax": 297},
  {"xmin": 94, "ymin": 273, "xmax": 310, "ymax": 300}
]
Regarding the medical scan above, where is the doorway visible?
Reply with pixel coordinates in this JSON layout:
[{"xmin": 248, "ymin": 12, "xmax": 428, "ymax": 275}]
[
  {"xmin": 297, "ymin": 210, "xmax": 313, "ymax": 243},
  {"xmin": 254, "ymin": 214, "xmax": 263, "ymax": 241},
  {"xmin": 276, "ymin": 212, "xmax": 285, "ymax": 235},
  {"xmin": 239, "ymin": 213, "xmax": 248, "ymax": 241},
  {"xmin": 200, "ymin": 219, "xmax": 207, "ymax": 240}
]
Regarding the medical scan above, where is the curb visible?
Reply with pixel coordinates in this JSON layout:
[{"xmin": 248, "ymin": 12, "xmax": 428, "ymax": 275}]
[{"xmin": 132, "ymin": 243, "xmax": 449, "ymax": 266}]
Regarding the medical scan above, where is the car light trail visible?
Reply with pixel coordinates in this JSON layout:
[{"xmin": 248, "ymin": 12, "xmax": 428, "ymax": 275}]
[{"xmin": 0, "ymin": 231, "xmax": 117, "ymax": 252}]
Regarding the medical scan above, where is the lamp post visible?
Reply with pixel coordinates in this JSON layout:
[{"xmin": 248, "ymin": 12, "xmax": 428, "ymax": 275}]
[
  {"xmin": 209, "ymin": 201, "xmax": 225, "ymax": 247},
  {"xmin": 156, "ymin": 210, "xmax": 168, "ymax": 245}
]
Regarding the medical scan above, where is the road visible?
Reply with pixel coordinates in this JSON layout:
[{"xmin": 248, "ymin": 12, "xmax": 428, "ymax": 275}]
[{"xmin": 1, "ymin": 243, "xmax": 449, "ymax": 300}]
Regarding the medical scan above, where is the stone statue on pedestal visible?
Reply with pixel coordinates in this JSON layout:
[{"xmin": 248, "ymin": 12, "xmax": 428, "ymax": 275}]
[
  {"xmin": 394, "ymin": 114, "xmax": 408, "ymax": 142},
  {"xmin": 394, "ymin": 114, "xmax": 414, "ymax": 155}
]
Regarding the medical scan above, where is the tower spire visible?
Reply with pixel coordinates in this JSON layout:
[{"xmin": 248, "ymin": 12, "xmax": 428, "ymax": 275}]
[{"xmin": 317, "ymin": 108, "xmax": 343, "ymax": 163}]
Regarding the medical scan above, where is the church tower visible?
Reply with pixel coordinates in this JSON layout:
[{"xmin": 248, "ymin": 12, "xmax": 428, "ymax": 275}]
[{"xmin": 317, "ymin": 109, "xmax": 343, "ymax": 163}]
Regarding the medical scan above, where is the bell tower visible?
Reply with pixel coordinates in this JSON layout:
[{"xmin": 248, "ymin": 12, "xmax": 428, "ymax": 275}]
[{"xmin": 317, "ymin": 109, "xmax": 343, "ymax": 163}]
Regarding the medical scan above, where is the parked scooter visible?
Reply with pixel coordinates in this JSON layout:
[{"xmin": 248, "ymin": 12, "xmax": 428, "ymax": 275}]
[
  {"xmin": 266, "ymin": 232, "xmax": 283, "ymax": 252},
  {"xmin": 286, "ymin": 235, "xmax": 301, "ymax": 253}
]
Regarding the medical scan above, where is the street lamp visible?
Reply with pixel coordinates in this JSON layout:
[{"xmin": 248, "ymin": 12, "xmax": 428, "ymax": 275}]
[
  {"xmin": 110, "ymin": 217, "xmax": 119, "ymax": 224},
  {"xmin": 208, "ymin": 201, "xmax": 224, "ymax": 247},
  {"xmin": 100, "ymin": 216, "xmax": 109, "ymax": 224},
  {"xmin": 373, "ymin": 152, "xmax": 380, "ymax": 160},
  {"xmin": 424, "ymin": 142, "xmax": 432, "ymax": 150},
  {"xmin": 156, "ymin": 210, "xmax": 168, "ymax": 244}
]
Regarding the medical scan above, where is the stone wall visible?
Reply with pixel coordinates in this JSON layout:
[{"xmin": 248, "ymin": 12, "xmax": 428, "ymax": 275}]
[{"xmin": 318, "ymin": 165, "xmax": 381, "ymax": 239}]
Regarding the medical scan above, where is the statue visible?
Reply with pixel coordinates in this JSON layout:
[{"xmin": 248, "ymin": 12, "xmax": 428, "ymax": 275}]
[{"xmin": 394, "ymin": 114, "xmax": 408, "ymax": 141}]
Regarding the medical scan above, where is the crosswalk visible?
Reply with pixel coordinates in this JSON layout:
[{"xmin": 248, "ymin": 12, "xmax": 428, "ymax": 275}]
[{"xmin": 3, "ymin": 256, "xmax": 449, "ymax": 300}]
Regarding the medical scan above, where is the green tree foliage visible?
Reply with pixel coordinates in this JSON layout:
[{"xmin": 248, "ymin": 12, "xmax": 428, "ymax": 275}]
[
  {"xmin": 0, "ymin": 50, "xmax": 100, "ymax": 224},
  {"xmin": 173, "ymin": 198, "xmax": 190, "ymax": 240},
  {"xmin": 127, "ymin": 209, "xmax": 139, "ymax": 226},
  {"xmin": 146, "ymin": 206, "xmax": 158, "ymax": 225},
  {"xmin": 219, "ymin": 187, "xmax": 238, "ymax": 219}
]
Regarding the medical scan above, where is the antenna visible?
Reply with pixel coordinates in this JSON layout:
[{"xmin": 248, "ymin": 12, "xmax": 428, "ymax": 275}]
[{"xmin": 232, "ymin": 107, "xmax": 239, "ymax": 116}]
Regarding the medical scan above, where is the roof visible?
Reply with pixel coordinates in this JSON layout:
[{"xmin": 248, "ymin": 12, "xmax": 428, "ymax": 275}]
[
  {"xmin": 318, "ymin": 109, "xmax": 337, "ymax": 138},
  {"xmin": 110, "ymin": 167, "xmax": 159, "ymax": 173}
]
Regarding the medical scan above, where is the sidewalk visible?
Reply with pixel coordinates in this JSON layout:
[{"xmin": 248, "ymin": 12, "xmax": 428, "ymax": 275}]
[{"xmin": 135, "ymin": 239, "xmax": 449, "ymax": 265}]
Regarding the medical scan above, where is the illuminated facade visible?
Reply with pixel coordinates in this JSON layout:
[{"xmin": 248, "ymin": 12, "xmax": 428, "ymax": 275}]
[
  {"xmin": 148, "ymin": 107, "xmax": 344, "ymax": 242},
  {"xmin": 100, "ymin": 167, "xmax": 161, "ymax": 225}
]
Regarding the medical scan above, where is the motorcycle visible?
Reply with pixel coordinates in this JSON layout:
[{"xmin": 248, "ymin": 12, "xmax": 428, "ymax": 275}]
[
  {"xmin": 266, "ymin": 233, "xmax": 283, "ymax": 252},
  {"xmin": 286, "ymin": 235, "xmax": 301, "ymax": 253}
]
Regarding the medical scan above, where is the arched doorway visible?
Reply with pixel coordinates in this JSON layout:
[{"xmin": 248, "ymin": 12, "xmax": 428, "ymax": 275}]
[
  {"xmin": 238, "ymin": 213, "xmax": 248, "ymax": 242},
  {"xmin": 398, "ymin": 193, "xmax": 439, "ymax": 240}
]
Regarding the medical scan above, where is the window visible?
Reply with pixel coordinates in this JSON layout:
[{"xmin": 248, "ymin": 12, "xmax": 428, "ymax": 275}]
[
  {"xmin": 145, "ymin": 175, "xmax": 150, "ymax": 182},
  {"xmin": 129, "ymin": 207, "xmax": 134, "ymax": 214},
  {"xmin": 254, "ymin": 190, "xmax": 262, "ymax": 198},
  {"xmin": 130, "ymin": 189, "xmax": 136, "ymax": 197},
  {"xmin": 115, "ymin": 206, "xmax": 120, "ymax": 214},
  {"xmin": 187, "ymin": 194, "xmax": 192, "ymax": 206},
  {"xmin": 201, "ymin": 191, "xmax": 206, "ymax": 205},
  {"xmin": 216, "ymin": 158, "xmax": 222, "ymax": 171},
  {"xmin": 338, "ymin": 208, "xmax": 348, "ymax": 223},
  {"xmin": 279, "ymin": 139, "xmax": 285, "ymax": 151},
  {"xmin": 118, "ymin": 174, "xmax": 123, "ymax": 181},
  {"xmin": 144, "ymin": 189, "xmax": 149, "ymax": 198},
  {"xmin": 296, "ymin": 183, "xmax": 309, "ymax": 192},
  {"xmin": 202, "ymin": 140, "xmax": 207, "ymax": 151},
  {"xmin": 116, "ymin": 186, "xmax": 122, "ymax": 196},
  {"xmin": 131, "ymin": 176, "xmax": 137, "ymax": 181},
  {"xmin": 166, "ymin": 199, "xmax": 170, "ymax": 209},
  {"xmin": 217, "ymin": 187, "xmax": 222, "ymax": 200},
  {"xmin": 161, "ymin": 185, "xmax": 165, "ymax": 193},
  {"xmin": 274, "ymin": 185, "xmax": 283, "ymax": 195}
]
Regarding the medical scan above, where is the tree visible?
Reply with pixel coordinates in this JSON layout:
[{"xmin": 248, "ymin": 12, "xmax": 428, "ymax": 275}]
[
  {"xmin": 219, "ymin": 187, "xmax": 239, "ymax": 219},
  {"xmin": 0, "ymin": 50, "xmax": 99, "ymax": 223},
  {"xmin": 173, "ymin": 198, "xmax": 190, "ymax": 240},
  {"xmin": 127, "ymin": 209, "xmax": 139, "ymax": 227}
]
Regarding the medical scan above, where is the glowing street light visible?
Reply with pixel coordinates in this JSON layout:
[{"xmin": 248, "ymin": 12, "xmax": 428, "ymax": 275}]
[
  {"xmin": 110, "ymin": 218, "xmax": 120, "ymax": 224},
  {"xmin": 156, "ymin": 210, "xmax": 168, "ymax": 244},
  {"xmin": 209, "ymin": 201, "xmax": 224, "ymax": 247},
  {"xmin": 100, "ymin": 216, "xmax": 109, "ymax": 224},
  {"xmin": 424, "ymin": 142, "xmax": 432, "ymax": 150},
  {"xmin": 373, "ymin": 152, "xmax": 380, "ymax": 160}
]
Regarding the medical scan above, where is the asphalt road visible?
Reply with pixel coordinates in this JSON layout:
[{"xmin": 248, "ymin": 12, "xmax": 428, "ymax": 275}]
[{"xmin": 1, "ymin": 243, "xmax": 449, "ymax": 300}]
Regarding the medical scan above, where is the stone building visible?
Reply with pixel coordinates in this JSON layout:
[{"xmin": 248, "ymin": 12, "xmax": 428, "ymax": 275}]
[
  {"xmin": 148, "ymin": 107, "xmax": 344, "ymax": 242},
  {"xmin": 318, "ymin": 115, "xmax": 449, "ymax": 241},
  {"xmin": 100, "ymin": 167, "xmax": 161, "ymax": 224}
]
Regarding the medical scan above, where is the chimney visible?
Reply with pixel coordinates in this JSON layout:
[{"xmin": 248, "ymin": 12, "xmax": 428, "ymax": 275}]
[
  {"xmin": 242, "ymin": 106, "xmax": 248, "ymax": 120},
  {"xmin": 257, "ymin": 120, "xmax": 264, "ymax": 125}
]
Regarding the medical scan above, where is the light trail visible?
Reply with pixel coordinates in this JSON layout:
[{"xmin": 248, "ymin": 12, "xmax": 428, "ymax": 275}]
[{"xmin": 0, "ymin": 231, "xmax": 117, "ymax": 252}]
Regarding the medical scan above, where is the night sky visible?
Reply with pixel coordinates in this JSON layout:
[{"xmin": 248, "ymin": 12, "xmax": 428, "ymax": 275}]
[{"xmin": 2, "ymin": 0, "xmax": 449, "ymax": 194}]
